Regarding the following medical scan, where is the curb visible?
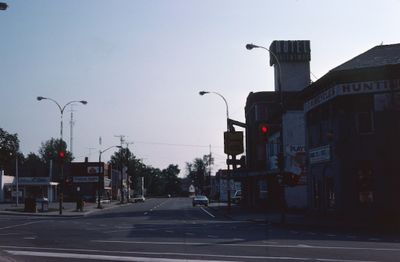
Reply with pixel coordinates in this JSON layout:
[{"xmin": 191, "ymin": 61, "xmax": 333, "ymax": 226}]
[{"xmin": 0, "ymin": 202, "xmax": 133, "ymax": 218}]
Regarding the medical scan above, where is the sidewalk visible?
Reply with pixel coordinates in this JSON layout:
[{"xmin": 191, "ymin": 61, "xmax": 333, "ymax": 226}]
[
  {"xmin": 208, "ymin": 202, "xmax": 400, "ymax": 232},
  {"xmin": 0, "ymin": 200, "xmax": 130, "ymax": 217}
]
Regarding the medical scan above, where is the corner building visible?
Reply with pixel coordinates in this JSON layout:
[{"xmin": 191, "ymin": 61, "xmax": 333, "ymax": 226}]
[{"xmin": 303, "ymin": 44, "xmax": 400, "ymax": 223}]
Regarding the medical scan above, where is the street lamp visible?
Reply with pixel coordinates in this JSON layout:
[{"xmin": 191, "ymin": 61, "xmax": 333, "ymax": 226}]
[
  {"xmin": 199, "ymin": 90, "xmax": 233, "ymax": 211},
  {"xmin": 36, "ymin": 96, "xmax": 88, "ymax": 141},
  {"xmin": 98, "ymin": 145, "xmax": 122, "ymax": 208},
  {"xmin": 246, "ymin": 42, "xmax": 286, "ymax": 223},
  {"xmin": 0, "ymin": 2, "xmax": 8, "ymax": 10},
  {"xmin": 37, "ymin": 96, "xmax": 87, "ymax": 215},
  {"xmin": 199, "ymin": 91, "xmax": 230, "ymax": 131}
]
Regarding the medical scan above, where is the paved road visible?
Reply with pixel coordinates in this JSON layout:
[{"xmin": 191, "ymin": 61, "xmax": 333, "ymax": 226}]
[{"xmin": 0, "ymin": 197, "xmax": 400, "ymax": 261}]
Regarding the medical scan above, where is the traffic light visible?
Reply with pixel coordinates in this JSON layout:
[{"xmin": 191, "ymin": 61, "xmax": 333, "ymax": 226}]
[
  {"xmin": 58, "ymin": 150, "xmax": 65, "ymax": 164},
  {"xmin": 258, "ymin": 123, "xmax": 268, "ymax": 142}
]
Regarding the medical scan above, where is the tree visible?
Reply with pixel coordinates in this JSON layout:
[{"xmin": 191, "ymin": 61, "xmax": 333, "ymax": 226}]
[
  {"xmin": 38, "ymin": 138, "xmax": 73, "ymax": 164},
  {"xmin": 0, "ymin": 127, "xmax": 21, "ymax": 175},
  {"xmin": 185, "ymin": 154, "xmax": 213, "ymax": 194},
  {"xmin": 162, "ymin": 164, "xmax": 181, "ymax": 196},
  {"xmin": 22, "ymin": 153, "xmax": 46, "ymax": 177}
]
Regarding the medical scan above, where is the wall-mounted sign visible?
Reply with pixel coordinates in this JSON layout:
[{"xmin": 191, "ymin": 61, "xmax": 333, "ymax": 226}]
[
  {"xmin": 87, "ymin": 166, "xmax": 101, "ymax": 174},
  {"xmin": 305, "ymin": 79, "xmax": 400, "ymax": 112},
  {"xmin": 309, "ymin": 145, "xmax": 331, "ymax": 164},
  {"xmin": 73, "ymin": 176, "xmax": 99, "ymax": 183}
]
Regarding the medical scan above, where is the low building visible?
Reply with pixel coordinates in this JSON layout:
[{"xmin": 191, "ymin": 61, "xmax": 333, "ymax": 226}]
[
  {"xmin": 0, "ymin": 170, "xmax": 58, "ymax": 203},
  {"xmin": 64, "ymin": 161, "xmax": 121, "ymax": 202}
]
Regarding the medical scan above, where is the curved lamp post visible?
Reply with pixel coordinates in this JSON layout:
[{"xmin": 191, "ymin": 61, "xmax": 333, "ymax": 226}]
[
  {"xmin": 199, "ymin": 90, "xmax": 232, "ymax": 211},
  {"xmin": 199, "ymin": 91, "xmax": 230, "ymax": 131},
  {"xmin": 98, "ymin": 145, "xmax": 122, "ymax": 208},
  {"xmin": 36, "ymin": 96, "xmax": 87, "ymax": 141},
  {"xmin": 246, "ymin": 42, "xmax": 286, "ymax": 223},
  {"xmin": 37, "ymin": 96, "xmax": 87, "ymax": 214}
]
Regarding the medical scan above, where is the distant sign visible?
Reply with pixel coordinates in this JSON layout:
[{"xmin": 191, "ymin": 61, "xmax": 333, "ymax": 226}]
[
  {"xmin": 73, "ymin": 176, "xmax": 99, "ymax": 183},
  {"xmin": 87, "ymin": 166, "xmax": 101, "ymax": 174},
  {"xmin": 309, "ymin": 145, "xmax": 331, "ymax": 164},
  {"xmin": 224, "ymin": 131, "xmax": 244, "ymax": 155},
  {"xmin": 18, "ymin": 177, "xmax": 50, "ymax": 185}
]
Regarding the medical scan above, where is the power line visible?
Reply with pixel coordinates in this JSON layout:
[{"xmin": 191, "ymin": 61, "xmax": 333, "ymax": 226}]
[{"xmin": 132, "ymin": 140, "xmax": 223, "ymax": 149}]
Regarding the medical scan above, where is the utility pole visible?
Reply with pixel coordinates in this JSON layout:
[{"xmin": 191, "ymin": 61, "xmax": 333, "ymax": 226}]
[
  {"xmin": 125, "ymin": 141, "xmax": 134, "ymax": 202},
  {"xmin": 114, "ymin": 135, "xmax": 125, "ymax": 203},
  {"xmin": 69, "ymin": 105, "xmax": 76, "ymax": 156}
]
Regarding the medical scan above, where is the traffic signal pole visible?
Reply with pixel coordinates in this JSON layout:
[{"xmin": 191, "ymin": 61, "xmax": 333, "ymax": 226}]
[{"xmin": 59, "ymin": 162, "xmax": 64, "ymax": 215}]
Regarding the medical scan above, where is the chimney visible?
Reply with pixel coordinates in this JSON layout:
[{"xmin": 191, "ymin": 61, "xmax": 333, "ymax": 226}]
[
  {"xmin": 84, "ymin": 157, "xmax": 88, "ymax": 163},
  {"xmin": 269, "ymin": 40, "xmax": 311, "ymax": 92}
]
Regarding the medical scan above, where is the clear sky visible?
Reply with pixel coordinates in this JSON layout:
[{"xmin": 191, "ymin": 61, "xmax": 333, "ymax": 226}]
[{"xmin": 1, "ymin": 0, "xmax": 399, "ymax": 176}]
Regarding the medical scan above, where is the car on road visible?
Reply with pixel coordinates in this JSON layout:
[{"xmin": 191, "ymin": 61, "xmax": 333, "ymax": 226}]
[{"xmin": 192, "ymin": 195, "xmax": 209, "ymax": 207}]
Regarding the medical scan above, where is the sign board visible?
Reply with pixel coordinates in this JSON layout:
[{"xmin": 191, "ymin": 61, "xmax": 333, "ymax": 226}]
[
  {"xmin": 309, "ymin": 145, "xmax": 331, "ymax": 164},
  {"xmin": 11, "ymin": 191, "xmax": 23, "ymax": 197},
  {"xmin": 87, "ymin": 166, "xmax": 101, "ymax": 174},
  {"xmin": 224, "ymin": 131, "xmax": 244, "ymax": 155},
  {"xmin": 73, "ymin": 176, "xmax": 99, "ymax": 183},
  {"xmin": 18, "ymin": 177, "xmax": 50, "ymax": 185},
  {"xmin": 304, "ymin": 79, "xmax": 400, "ymax": 112}
]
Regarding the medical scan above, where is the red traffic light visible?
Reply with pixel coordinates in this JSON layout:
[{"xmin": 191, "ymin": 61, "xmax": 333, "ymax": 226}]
[
  {"xmin": 58, "ymin": 151, "xmax": 65, "ymax": 158},
  {"xmin": 259, "ymin": 124, "xmax": 268, "ymax": 134}
]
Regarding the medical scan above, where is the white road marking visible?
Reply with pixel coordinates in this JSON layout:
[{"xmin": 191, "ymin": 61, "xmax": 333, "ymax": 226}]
[
  {"xmin": 23, "ymin": 237, "xmax": 36, "ymax": 240},
  {"xmin": 200, "ymin": 207, "xmax": 215, "ymax": 218},
  {"xmin": 92, "ymin": 240, "xmax": 400, "ymax": 252},
  {"xmin": 104, "ymin": 229, "xmax": 132, "ymax": 234},
  {"xmin": 207, "ymin": 235, "xmax": 218, "ymax": 238},
  {"xmin": 0, "ymin": 232, "xmax": 23, "ymax": 236},
  {"xmin": 4, "ymin": 249, "xmax": 377, "ymax": 262},
  {"xmin": 0, "ymin": 220, "xmax": 44, "ymax": 230},
  {"xmin": 185, "ymin": 232, "xmax": 194, "ymax": 236},
  {"xmin": 144, "ymin": 212, "xmax": 148, "ymax": 215},
  {"xmin": 5, "ymin": 250, "xmax": 236, "ymax": 262},
  {"xmin": 368, "ymin": 238, "xmax": 381, "ymax": 241}
]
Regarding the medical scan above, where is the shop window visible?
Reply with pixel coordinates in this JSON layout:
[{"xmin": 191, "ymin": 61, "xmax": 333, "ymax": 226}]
[{"xmin": 356, "ymin": 111, "xmax": 374, "ymax": 134}]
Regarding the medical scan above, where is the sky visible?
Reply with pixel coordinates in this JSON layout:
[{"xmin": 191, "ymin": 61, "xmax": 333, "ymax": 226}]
[{"xmin": 1, "ymin": 0, "xmax": 400, "ymax": 176}]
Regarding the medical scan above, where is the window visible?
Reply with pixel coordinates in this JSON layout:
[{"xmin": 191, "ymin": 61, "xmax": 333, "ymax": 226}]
[{"xmin": 356, "ymin": 111, "xmax": 374, "ymax": 134}]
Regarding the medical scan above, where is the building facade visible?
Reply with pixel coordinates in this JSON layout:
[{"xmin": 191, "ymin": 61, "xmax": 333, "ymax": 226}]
[
  {"xmin": 238, "ymin": 40, "xmax": 311, "ymax": 210},
  {"xmin": 303, "ymin": 44, "xmax": 400, "ymax": 222}
]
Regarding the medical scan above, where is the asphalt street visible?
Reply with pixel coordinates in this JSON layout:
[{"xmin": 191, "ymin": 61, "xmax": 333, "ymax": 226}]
[{"xmin": 0, "ymin": 197, "xmax": 400, "ymax": 261}]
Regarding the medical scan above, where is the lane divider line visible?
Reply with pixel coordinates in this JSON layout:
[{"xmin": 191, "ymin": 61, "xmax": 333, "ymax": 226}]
[{"xmin": 200, "ymin": 207, "xmax": 215, "ymax": 218}]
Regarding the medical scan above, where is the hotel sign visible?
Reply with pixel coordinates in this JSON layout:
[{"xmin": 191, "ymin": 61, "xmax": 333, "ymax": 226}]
[
  {"xmin": 309, "ymin": 145, "xmax": 331, "ymax": 164},
  {"xmin": 305, "ymin": 79, "xmax": 400, "ymax": 112}
]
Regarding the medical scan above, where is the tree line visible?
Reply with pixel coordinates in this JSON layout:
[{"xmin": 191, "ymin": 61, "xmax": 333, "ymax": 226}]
[{"xmin": 0, "ymin": 127, "xmax": 214, "ymax": 197}]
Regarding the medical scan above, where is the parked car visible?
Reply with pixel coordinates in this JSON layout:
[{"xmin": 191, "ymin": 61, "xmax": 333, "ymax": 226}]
[
  {"xmin": 232, "ymin": 190, "xmax": 241, "ymax": 204},
  {"xmin": 192, "ymin": 195, "xmax": 209, "ymax": 207}
]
